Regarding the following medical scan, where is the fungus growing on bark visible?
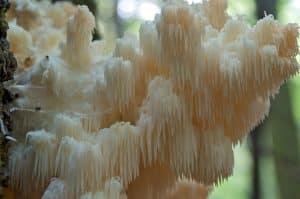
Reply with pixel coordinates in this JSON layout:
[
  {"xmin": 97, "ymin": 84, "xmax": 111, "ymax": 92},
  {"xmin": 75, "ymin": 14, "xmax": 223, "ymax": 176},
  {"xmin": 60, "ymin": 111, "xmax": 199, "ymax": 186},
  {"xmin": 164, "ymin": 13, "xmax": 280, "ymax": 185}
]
[{"xmin": 4, "ymin": 0, "xmax": 299, "ymax": 198}]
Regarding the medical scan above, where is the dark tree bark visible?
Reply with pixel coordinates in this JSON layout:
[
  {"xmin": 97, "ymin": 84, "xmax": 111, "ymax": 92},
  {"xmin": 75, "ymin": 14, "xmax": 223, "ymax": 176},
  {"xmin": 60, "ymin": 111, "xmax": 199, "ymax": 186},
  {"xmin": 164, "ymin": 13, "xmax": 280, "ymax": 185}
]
[
  {"xmin": 0, "ymin": 0, "xmax": 17, "ymax": 198},
  {"xmin": 249, "ymin": 125, "xmax": 262, "ymax": 199}
]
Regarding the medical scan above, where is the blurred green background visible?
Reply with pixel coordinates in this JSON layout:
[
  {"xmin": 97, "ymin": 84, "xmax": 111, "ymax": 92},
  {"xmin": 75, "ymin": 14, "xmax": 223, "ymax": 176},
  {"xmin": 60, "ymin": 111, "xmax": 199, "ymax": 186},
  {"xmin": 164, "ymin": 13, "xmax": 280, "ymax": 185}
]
[{"xmin": 55, "ymin": 0, "xmax": 300, "ymax": 198}]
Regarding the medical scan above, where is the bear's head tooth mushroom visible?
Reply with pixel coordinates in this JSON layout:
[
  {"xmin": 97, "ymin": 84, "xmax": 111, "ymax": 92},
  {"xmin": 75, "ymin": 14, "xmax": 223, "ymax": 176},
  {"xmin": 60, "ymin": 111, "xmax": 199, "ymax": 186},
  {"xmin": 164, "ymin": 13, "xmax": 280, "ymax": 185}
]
[{"xmin": 5, "ymin": 0, "xmax": 299, "ymax": 198}]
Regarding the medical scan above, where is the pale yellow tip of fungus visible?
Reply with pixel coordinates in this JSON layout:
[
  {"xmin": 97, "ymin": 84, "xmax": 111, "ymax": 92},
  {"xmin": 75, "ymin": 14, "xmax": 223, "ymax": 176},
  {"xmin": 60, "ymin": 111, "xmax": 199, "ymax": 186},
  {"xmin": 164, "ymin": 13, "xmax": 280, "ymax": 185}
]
[
  {"xmin": 61, "ymin": 5, "xmax": 95, "ymax": 69},
  {"xmin": 7, "ymin": 23, "xmax": 34, "ymax": 68}
]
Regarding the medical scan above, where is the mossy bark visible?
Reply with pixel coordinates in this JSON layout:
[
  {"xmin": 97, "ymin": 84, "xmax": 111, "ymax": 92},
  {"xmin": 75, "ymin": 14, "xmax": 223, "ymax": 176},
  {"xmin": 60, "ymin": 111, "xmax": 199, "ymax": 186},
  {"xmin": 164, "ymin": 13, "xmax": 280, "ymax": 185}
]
[{"xmin": 0, "ymin": 0, "xmax": 17, "ymax": 198}]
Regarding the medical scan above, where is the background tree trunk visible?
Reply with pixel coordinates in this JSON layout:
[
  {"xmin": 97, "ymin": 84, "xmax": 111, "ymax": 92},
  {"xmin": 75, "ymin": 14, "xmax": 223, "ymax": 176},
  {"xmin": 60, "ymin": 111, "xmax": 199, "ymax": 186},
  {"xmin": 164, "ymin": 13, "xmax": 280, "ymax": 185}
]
[
  {"xmin": 250, "ymin": 1, "xmax": 278, "ymax": 198},
  {"xmin": 113, "ymin": 0, "xmax": 123, "ymax": 38},
  {"xmin": 254, "ymin": 1, "xmax": 300, "ymax": 199},
  {"xmin": 268, "ymin": 83, "xmax": 300, "ymax": 199}
]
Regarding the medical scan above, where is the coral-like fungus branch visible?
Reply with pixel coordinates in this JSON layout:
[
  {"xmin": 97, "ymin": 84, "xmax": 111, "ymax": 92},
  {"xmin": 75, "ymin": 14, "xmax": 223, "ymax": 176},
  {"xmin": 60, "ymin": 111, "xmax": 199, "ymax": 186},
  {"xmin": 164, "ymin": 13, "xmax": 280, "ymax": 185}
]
[{"xmin": 4, "ymin": 0, "xmax": 299, "ymax": 198}]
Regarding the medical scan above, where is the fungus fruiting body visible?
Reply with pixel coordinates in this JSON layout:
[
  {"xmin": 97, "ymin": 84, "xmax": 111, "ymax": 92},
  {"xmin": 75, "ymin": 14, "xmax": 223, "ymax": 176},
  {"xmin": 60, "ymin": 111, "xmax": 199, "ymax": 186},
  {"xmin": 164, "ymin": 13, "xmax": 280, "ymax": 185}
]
[{"xmin": 4, "ymin": 0, "xmax": 299, "ymax": 198}]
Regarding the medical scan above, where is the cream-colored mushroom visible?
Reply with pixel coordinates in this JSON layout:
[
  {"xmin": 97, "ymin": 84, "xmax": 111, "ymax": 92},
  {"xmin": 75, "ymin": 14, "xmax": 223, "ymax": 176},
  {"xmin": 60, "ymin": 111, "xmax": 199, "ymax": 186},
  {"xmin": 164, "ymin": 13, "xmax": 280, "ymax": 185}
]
[{"xmin": 6, "ymin": 0, "xmax": 298, "ymax": 198}]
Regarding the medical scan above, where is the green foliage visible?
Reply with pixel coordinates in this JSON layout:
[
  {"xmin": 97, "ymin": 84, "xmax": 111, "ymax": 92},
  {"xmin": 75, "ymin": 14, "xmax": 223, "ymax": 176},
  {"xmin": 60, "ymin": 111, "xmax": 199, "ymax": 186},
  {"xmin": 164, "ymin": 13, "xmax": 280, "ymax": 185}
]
[{"xmin": 227, "ymin": 0, "xmax": 256, "ymax": 24}]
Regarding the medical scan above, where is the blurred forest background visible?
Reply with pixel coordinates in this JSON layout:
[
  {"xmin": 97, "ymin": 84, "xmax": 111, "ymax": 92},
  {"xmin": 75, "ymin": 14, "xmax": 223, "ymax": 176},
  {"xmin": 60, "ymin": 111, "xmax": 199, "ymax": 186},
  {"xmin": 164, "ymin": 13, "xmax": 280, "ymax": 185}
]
[{"xmin": 50, "ymin": 0, "xmax": 299, "ymax": 198}]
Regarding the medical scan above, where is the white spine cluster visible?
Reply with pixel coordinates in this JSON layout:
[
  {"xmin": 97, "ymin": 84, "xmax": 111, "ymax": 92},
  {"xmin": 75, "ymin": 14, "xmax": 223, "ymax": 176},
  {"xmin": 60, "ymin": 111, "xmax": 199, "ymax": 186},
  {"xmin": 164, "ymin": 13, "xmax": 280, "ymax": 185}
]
[{"xmin": 6, "ymin": 0, "xmax": 299, "ymax": 198}]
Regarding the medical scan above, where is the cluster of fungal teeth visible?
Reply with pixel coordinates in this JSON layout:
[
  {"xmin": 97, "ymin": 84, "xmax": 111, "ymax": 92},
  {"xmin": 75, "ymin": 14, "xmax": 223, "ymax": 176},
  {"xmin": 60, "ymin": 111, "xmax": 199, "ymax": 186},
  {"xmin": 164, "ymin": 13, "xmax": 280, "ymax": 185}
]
[{"xmin": 3, "ymin": 0, "xmax": 299, "ymax": 198}]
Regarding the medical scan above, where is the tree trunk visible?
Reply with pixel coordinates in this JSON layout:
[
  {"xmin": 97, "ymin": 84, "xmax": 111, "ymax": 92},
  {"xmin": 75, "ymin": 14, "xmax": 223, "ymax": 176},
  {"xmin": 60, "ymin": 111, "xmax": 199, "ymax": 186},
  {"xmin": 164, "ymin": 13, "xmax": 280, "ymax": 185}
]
[
  {"xmin": 113, "ymin": 0, "xmax": 123, "ymax": 38},
  {"xmin": 268, "ymin": 84, "xmax": 300, "ymax": 199},
  {"xmin": 0, "ymin": 0, "xmax": 17, "ymax": 198},
  {"xmin": 250, "ymin": 1, "xmax": 277, "ymax": 199},
  {"xmin": 255, "ymin": 1, "xmax": 300, "ymax": 198}
]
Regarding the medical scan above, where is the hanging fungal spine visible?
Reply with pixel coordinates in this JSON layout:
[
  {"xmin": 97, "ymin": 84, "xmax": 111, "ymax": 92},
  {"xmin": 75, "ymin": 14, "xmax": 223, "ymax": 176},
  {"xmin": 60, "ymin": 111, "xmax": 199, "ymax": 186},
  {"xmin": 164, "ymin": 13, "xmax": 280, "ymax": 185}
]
[{"xmin": 3, "ymin": 0, "xmax": 300, "ymax": 198}]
